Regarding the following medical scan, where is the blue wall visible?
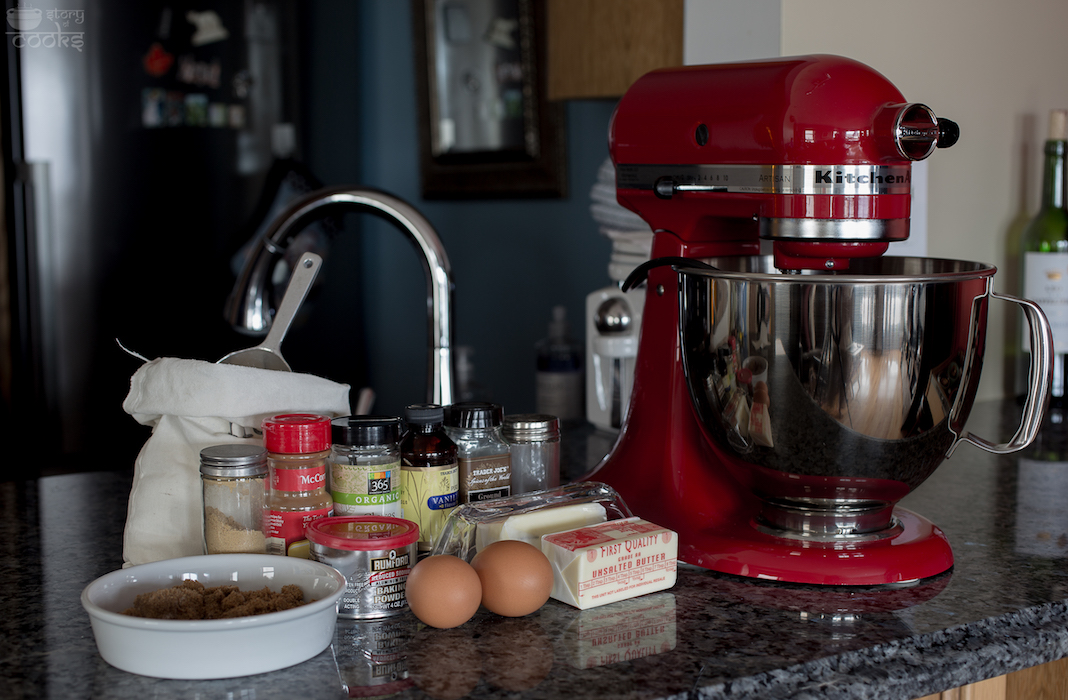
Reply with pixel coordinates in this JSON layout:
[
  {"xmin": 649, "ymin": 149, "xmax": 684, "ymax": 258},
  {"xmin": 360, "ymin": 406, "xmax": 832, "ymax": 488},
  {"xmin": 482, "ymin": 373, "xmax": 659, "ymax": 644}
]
[{"xmin": 306, "ymin": 1, "xmax": 616, "ymax": 416}]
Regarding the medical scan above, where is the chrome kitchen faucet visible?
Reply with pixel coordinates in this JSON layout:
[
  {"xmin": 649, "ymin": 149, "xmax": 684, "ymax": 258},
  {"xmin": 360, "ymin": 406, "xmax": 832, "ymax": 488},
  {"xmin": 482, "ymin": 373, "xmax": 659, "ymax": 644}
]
[{"xmin": 224, "ymin": 186, "xmax": 455, "ymax": 406}]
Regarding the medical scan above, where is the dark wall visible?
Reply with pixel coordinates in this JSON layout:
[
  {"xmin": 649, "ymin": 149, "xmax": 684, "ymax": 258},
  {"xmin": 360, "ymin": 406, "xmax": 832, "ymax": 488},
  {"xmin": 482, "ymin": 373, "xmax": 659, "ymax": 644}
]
[{"xmin": 302, "ymin": 1, "xmax": 616, "ymax": 417}]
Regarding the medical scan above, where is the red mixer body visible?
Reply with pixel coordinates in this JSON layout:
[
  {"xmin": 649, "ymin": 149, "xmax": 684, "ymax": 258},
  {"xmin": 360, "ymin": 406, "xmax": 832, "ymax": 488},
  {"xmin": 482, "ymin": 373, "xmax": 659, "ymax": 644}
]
[{"xmin": 586, "ymin": 55, "xmax": 957, "ymax": 585}]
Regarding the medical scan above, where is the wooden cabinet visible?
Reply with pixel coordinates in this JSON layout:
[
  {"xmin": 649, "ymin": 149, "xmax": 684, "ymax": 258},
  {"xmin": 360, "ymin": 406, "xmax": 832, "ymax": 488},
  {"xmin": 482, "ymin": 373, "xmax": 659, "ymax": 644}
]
[
  {"xmin": 545, "ymin": 0, "xmax": 683, "ymax": 100},
  {"xmin": 915, "ymin": 657, "xmax": 1068, "ymax": 699}
]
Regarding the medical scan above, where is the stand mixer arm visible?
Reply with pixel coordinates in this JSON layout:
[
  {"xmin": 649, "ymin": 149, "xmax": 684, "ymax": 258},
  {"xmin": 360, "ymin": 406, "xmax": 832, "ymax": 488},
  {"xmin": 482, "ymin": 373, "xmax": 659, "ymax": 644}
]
[{"xmin": 948, "ymin": 292, "xmax": 1053, "ymax": 456}]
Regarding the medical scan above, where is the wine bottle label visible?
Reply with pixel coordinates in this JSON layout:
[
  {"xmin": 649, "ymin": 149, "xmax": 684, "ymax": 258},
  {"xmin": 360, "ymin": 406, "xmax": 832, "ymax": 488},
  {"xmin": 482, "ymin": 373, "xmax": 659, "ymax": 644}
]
[
  {"xmin": 1023, "ymin": 252, "xmax": 1068, "ymax": 353},
  {"xmin": 536, "ymin": 370, "xmax": 584, "ymax": 420}
]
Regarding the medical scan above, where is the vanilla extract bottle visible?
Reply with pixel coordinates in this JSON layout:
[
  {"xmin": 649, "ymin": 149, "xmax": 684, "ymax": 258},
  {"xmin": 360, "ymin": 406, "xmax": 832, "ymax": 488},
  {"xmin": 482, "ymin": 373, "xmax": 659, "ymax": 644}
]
[{"xmin": 1020, "ymin": 109, "xmax": 1068, "ymax": 408}]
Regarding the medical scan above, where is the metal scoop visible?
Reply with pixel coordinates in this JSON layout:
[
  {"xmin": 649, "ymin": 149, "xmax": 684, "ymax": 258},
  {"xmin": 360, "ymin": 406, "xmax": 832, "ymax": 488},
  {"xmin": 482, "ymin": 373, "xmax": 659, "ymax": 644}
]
[{"xmin": 218, "ymin": 252, "xmax": 322, "ymax": 370}]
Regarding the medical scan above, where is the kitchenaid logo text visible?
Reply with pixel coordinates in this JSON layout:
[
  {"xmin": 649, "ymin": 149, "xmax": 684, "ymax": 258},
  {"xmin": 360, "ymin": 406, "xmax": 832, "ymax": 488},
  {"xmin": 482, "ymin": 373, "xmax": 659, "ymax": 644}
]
[
  {"xmin": 6, "ymin": 5, "xmax": 84, "ymax": 51},
  {"xmin": 813, "ymin": 169, "xmax": 910, "ymax": 186}
]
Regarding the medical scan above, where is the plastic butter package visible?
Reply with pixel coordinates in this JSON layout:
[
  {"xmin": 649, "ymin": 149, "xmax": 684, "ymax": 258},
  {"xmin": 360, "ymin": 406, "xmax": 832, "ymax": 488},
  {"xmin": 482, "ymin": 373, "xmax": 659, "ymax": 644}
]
[
  {"xmin": 431, "ymin": 481, "xmax": 631, "ymax": 561},
  {"xmin": 541, "ymin": 517, "xmax": 678, "ymax": 610}
]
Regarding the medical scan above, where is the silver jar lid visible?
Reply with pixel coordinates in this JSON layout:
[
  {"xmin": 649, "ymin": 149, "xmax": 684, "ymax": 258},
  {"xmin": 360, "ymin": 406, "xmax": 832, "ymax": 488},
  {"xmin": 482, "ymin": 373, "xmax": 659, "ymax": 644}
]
[
  {"xmin": 501, "ymin": 414, "xmax": 560, "ymax": 441},
  {"xmin": 200, "ymin": 444, "xmax": 268, "ymax": 477}
]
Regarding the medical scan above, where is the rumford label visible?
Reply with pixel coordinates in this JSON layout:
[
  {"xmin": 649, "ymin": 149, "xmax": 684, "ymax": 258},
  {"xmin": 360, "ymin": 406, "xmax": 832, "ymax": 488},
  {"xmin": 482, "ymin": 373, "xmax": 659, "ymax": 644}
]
[{"xmin": 616, "ymin": 163, "xmax": 912, "ymax": 196}]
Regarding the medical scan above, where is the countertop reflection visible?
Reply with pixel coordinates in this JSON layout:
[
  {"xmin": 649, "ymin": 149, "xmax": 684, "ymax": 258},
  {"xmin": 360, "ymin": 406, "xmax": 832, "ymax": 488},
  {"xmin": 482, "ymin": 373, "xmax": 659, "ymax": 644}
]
[{"xmin": 4, "ymin": 400, "xmax": 1068, "ymax": 699}]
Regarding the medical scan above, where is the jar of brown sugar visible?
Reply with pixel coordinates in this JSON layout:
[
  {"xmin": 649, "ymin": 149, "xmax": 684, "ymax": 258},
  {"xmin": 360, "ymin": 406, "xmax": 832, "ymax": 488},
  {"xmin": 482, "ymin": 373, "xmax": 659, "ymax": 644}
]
[
  {"xmin": 263, "ymin": 413, "xmax": 334, "ymax": 558},
  {"xmin": 199, "ymin": 444, "xmax": 268, "ymax": 554}
]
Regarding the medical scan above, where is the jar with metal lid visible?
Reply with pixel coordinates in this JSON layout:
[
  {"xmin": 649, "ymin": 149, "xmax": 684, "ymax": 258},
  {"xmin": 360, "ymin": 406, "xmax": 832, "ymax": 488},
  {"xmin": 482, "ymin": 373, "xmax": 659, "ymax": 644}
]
[
  {"xmin": 263, "ymin": 413, "xmax": 334, "ymax": 558},
  {"xmin": 444, "ymin": 402, "xmax": 511, "ymax": 504},
  {"xmin": 199, "ymin": 444, "xmax": 268, "ymax": 554},
  {"xmin": 502, "ymin": 414, "xmax": 561, "ymax": 495},
  {"xmin": 330, "ymin": 416, "xmax": 404, "ymax": 517}
]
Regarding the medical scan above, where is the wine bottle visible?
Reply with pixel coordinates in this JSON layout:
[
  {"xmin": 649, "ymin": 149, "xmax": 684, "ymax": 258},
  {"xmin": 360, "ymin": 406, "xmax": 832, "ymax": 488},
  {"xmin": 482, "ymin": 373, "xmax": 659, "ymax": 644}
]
[{"xmin": 1020, "ymin": 109, "xmax": 1068, "ymax": 407}]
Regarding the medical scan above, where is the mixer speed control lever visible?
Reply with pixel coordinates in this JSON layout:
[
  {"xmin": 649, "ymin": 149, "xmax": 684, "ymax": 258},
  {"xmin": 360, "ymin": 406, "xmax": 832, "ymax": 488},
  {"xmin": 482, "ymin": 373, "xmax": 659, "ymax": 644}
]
[{"xmin": 653, "ymin": 177, "xmax": 727, "ymax": 199}]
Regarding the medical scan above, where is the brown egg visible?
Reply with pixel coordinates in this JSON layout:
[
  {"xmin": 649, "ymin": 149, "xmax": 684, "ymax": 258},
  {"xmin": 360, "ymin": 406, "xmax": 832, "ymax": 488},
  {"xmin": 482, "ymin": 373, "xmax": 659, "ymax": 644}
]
[
  {"xmin": 406, "ymin": 555, "xmax": 482, "ymax": 629},
  {"xmin": 470, "ymin": 540, "xmax": 554, "ymax": 617}
]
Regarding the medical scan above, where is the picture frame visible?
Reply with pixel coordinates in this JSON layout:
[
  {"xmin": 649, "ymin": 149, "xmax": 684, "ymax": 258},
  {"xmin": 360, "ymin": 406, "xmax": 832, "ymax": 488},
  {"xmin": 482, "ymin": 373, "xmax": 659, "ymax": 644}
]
[{"xmin": 412, "ymin": 0, "xmax": 567, "ymax": 199}]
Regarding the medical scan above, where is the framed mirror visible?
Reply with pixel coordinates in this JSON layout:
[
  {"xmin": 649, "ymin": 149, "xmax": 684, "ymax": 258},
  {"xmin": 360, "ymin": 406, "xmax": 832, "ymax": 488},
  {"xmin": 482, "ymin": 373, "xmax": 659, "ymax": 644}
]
[{"xmin": 413, "ymin": 0, "xmax": 567, "ymax": 199}]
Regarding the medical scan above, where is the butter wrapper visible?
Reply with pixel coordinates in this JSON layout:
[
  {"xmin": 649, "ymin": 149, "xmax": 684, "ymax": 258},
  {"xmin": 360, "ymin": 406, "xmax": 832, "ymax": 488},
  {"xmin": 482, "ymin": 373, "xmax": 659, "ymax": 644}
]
[{"xmin": 541, "ymin": 517, "xmax": 677, "ymax": 610}]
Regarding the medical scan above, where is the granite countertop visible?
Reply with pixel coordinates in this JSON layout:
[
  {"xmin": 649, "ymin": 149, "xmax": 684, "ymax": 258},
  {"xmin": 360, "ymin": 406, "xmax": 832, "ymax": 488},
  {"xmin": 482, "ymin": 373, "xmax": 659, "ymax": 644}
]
[{"xmin": 4, "ymin": 399, "xmax": 1068, "ymax": 700}]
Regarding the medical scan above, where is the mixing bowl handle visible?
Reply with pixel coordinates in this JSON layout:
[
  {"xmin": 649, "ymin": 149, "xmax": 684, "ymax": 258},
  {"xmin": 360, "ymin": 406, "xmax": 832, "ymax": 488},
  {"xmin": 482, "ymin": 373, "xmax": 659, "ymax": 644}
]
[{"xmin": 950, "ymin": 291, "xmax": 1053, "ymax": 456}]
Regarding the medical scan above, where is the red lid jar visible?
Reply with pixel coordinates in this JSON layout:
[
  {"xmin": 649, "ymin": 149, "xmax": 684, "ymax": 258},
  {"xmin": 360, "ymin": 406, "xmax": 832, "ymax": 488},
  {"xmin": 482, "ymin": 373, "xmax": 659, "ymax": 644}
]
[{"xmin": 263, "ymin": 413, "xmax": 331, "ymax": 454}]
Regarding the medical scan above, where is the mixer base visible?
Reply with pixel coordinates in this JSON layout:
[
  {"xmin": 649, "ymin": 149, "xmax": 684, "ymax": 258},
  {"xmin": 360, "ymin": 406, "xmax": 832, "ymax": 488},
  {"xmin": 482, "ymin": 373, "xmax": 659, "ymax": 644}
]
[{"xmin": 681, "ymin": 507, "xmax": 953, "ymax": 586}]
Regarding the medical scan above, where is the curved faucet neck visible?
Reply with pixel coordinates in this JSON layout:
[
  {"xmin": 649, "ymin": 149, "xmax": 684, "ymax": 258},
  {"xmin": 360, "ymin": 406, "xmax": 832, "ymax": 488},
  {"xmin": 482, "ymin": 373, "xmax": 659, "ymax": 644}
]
[{"xmin": 225, "ymin": 185, "xmax": 455, "ymax": 406}]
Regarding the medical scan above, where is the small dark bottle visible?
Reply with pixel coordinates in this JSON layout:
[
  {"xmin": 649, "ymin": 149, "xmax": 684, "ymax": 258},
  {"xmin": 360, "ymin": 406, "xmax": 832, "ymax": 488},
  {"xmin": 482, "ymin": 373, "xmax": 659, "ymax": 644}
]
[{"xmin": 400, "ymin": 404, "xmax": 459, "ymax": 554}]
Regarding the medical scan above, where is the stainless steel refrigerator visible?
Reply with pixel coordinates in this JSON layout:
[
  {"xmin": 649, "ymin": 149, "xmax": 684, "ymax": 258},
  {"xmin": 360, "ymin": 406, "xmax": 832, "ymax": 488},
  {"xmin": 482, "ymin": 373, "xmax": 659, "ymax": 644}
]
[{"xmin": 1, "ymin": 0, "xmax": 309, "ymax": 475}]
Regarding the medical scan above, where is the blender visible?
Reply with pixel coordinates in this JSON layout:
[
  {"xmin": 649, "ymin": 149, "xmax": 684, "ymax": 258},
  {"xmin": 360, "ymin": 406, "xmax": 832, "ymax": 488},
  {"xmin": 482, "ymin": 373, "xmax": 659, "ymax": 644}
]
[{"xmin": 587, "ymin": 55, "xmax": 1054, "ymax": 585}]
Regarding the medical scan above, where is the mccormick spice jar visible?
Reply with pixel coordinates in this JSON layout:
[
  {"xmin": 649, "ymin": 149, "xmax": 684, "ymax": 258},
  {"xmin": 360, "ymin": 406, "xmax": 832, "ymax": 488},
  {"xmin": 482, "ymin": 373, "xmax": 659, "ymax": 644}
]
[
  {"xmin": 400, "ymin": 404, "xmax": 458, "ymax": 554},
  {"xmin": 329, "ymin": 416, "xmax": 404, "ymax": 518},
  {"xmin": 307, "ymin": 516, "xmax": 419, "ymax": 619},
  {"xmin": 445, "ymin": 402, "xmax": 512, "ymax": 503},
  {"xmin": 199, "ymin": 444, "xmax": 268, "ymax": 554},
  {"xmin": 263, "ymin": 413, "xmax": 333, "ymax": 558}
]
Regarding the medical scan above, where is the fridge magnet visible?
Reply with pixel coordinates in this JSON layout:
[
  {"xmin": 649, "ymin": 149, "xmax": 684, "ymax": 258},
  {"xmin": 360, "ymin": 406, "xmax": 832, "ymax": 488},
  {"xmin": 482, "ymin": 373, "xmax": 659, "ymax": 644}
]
[
  {"xmin": 209, "ymin": 103, "xmax": 228, "ymax": 128},
  {"xmin": 141, "ymin": 88, "xmax": 166, "ymax": 128},
  {"xmin": 142, "ymin": 42, "xmax": 174, "ymax": 78},
  {"xmin": 228, "ymin": 104, "xmax": 246, "ymax": 129},
  {"xmin": 184, "ymin": 94, "xmax": 208, "ymax": 127},
  {"xmin": 186, "ymin": 10, "xmax": 229, "ymax": 47}
]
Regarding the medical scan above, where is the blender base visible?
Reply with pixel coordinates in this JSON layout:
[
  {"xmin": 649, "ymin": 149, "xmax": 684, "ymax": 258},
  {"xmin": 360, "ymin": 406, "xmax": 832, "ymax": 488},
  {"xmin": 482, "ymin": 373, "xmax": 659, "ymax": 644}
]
[{"xmin": 681, "ymin": 507, "xmax": 953, "ymax": 586}]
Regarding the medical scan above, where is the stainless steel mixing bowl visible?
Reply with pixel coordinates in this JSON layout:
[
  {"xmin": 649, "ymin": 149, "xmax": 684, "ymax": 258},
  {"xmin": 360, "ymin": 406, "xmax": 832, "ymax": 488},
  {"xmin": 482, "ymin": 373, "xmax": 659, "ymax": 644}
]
[{"xmin": 677, "ymin": 256, "xmax": 1052, "ymax": 540}]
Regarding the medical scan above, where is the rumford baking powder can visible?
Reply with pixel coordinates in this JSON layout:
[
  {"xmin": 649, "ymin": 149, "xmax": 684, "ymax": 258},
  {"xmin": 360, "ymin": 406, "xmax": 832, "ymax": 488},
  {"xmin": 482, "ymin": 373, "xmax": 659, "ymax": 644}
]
[{"xmin": 307, "ymin": 516, "xmax": 419, "ymax": 619}]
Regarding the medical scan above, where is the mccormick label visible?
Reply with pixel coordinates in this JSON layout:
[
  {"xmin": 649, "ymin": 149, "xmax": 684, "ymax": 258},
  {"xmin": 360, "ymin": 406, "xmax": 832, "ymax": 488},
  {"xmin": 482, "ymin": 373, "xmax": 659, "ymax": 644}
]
[
  {"xmin": 265, "ymin": 507, "xmax": 333, "ymax": 557},
  {"xmin": 331, "ymin": 459, "xmax": 402, "ymax": 516},
  {"xmin": 400, "ymin": 462, "xmax": 459, "ymax": 552},
  {"xmin": 459, "ymin": 452, "xmax": 511, "ymax": 503},
  {"xmin": 271, "ymin": 465, "xmax": 328, "ymax": 492}
]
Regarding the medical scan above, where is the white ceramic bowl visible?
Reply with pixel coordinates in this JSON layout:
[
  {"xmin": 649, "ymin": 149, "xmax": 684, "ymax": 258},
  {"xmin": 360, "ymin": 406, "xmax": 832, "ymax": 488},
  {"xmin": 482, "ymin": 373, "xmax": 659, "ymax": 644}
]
[{"xmin": 81, "ymin": 553, "xmax": 346, "ymax": 679}]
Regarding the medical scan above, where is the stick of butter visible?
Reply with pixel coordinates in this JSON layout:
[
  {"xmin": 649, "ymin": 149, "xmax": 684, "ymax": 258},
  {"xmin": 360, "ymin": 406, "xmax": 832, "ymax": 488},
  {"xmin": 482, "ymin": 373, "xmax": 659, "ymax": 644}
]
[
  {"xmin": 541, "ymin": 517, "xmax": 678, "ymax": 610},
  {"xmin": 474, "ymin": 502, "xmax": 608, "ymax": 552}
]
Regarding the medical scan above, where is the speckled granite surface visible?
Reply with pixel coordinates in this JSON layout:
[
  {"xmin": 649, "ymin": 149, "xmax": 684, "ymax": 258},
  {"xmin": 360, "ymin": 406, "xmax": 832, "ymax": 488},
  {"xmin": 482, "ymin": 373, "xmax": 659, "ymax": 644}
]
[{"xmin": 3, "ymin": 400, "xmax": 1068, "ymax": 700}]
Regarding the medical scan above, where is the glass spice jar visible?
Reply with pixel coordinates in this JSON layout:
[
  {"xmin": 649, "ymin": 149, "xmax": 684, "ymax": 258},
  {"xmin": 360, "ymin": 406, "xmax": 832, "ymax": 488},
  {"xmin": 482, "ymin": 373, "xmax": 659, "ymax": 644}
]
[
  {"xmin": 444, "ymin": 402, "xmax": 512, "ymax": 503},
  {"xmin": 329, "ymin": 415, "xmax": 404, "ymax": 517},
  {"xmin": 200, "ymin": 444, "xmax": 268, "ymax": 554},
  {"xmin": 501, "ymin": 414, "xmax": 561, "ymax": 495},
  {"xmin": 263, "ymin": 413, "xmax": 334, "ymax": 558}
]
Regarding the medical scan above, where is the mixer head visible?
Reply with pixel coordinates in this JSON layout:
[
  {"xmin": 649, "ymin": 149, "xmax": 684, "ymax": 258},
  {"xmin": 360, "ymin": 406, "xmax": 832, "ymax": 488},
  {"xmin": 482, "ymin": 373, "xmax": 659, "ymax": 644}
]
[{"xmin": 608, "ymin": 55, "xmax": 958, "ymax": 271}]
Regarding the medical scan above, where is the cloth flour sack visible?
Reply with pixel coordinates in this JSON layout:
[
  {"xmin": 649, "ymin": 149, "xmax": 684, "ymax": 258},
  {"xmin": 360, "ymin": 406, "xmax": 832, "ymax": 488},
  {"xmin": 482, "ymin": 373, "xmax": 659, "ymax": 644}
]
[{"xmin": 121, "ymin": 357, "xmax": 351, "ymax": 566}]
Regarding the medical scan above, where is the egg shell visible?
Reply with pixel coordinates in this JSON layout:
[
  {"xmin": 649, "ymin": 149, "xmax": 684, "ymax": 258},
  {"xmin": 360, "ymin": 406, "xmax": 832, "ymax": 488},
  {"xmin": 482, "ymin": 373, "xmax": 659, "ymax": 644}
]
[
  {"xmin": 405, "ymin": 555, "xmax": 482, "ymax": 629},
  {"xmin": 471, "ymin": 540, "xmax": 553, "ymax": 617}
]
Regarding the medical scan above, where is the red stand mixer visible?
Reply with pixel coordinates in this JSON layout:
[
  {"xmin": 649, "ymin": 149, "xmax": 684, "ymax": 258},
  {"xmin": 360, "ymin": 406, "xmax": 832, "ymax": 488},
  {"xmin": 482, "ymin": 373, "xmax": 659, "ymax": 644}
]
[{"xmin": 588, "ymin": 55, "xmax": 1053, "ymax": 586}]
